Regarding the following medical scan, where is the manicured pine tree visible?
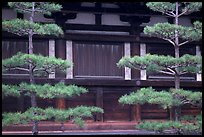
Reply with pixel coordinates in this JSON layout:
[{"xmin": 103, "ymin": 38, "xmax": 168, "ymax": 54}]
[
  {"xmin": 117, "ymin": 2, "xmax": 202, "ymax": 134},
  {"xmin": 2, "ymin": 2, "xmax": 103, "ymax": 135}
]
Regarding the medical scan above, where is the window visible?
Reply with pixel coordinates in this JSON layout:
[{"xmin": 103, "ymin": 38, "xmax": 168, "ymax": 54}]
[{"xmin": 73, "ymin": 41, "xmax": 124, "ymax": 79}]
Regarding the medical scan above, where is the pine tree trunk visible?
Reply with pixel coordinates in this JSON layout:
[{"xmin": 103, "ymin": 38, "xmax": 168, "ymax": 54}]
[
  {"xmin": 173, "ymin": 2, "xmax": 181, "ymax": 121},
  {"xmin": 29, "ymin": 2, "xmax": 38, "ymax": 135}
]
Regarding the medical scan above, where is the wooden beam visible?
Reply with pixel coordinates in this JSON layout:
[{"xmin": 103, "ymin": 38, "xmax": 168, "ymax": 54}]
[
  {"xmin": 65, "ymin": 24, "xmax": 131, "ymax": 32},
  {"xmin": 2, "ymin": 78, "xmax": 202, "ymax": 88},
  {"xmin": 96, "ymin": 87, "xmax": 104, "ymax": 122}
]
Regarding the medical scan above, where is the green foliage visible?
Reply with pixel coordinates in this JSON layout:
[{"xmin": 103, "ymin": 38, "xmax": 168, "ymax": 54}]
[
  {"xmin": 2, "ymin": 19, "xmax": 63, "ymax": 36},
  {"xmin": 118, "ymin": 87, "xmax": 173, "ymax": 109},
  {"xmin": 8, "ymin": 2, "xmax": 62, "ymax": 15},
  {"xmin": 2, "ymin": 52, "xmax": 72, "ymax": 74},
  {"xmin": 2, "ymin": 106, "xmax": 104, "ymax": 127},
  {"xmin": 136, "ymin": 120, "xmax": 202, "ymax": 135},
  {"xmin": 136, "ymin": 121, "xmax": 182, "ymax": 134},
  {"xmin": 146, "ymin": 2, "xmax": 175, "ymax": 14},
  {"xmin": 181, "ymin": 2, "xmax": 202, "ymax": 15},
  {"xmin": 180, "ymin": 115, "xmax": 196, "ymax": 121},
  {"xmin": 2, "ymin": 84, "xmax": 20, "ymax": 99},
  {"xmin": 170, "ymin": 88, "xmax": 202, "ymax": 107},
  {"xmin": 2, "ymin": 82, "xmax": 88, "ymax": 99},
  {"xmin": 144, "ymin": 22, "xmax": 202, "ymax": 42},
  {"xmin": 117, "ymin": 54, "xmax": 202, "ymax": 75},
  {"xmin": 119, "ymin": 87, "xmax": 202, "ymax": 109},
  {"xmin": 146, "ymin": 2, "xmax": 202, "ymax": 16}
]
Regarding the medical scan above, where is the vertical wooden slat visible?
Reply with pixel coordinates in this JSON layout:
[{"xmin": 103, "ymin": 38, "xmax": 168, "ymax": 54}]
[
  {"xmin": 73, "ymin": 42, "xmax": 123, "ymax": 78},
  {"xmin": 96, "ymin": 87, "xmax": 104, "ymax": 122}
]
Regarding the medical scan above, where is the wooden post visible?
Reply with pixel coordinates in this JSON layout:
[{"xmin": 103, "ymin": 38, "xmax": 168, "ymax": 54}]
[
  {"xmin": 96, "ymin": 88, "xmax": 103, "ymax": 122},
  {"xmin": 131, "ymin": 104, "xmax": 141, "ymax": 121},
  {"xmin": 56, "ymin": 98, "xmax": 66, "ymax": 109},
  {"xmin": 136, "ymin": 104, "xmax": 141, "ymax": 121},
  {"xmin": 55, "ymin": 39, "xmax": 66, "ymax": 109}
]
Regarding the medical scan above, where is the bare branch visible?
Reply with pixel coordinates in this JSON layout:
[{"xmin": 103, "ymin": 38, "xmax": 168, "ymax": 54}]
[
  {"xmin": 163, "ymin": 38, "xmax": 176, "ymax": 46},
  {"xmin": 179, "ymin": 71, "xmax": 189, "ymax": 75},
  {"xmin": 178, "ymin": 9, "xmax": 188, "ymax": 17},
  {"xmin": 165, "ymin": 10, "xmax": 175, "ymax": 17},
  {"xmin": 178, "ymin": 41, "xmax": 189, "ymax": 46},
  {"xmin": 5, "ymin": 67, "xmax": 29, "ymax": 72},
  {"xmin": 158, "ymin": 70, "xmax": 175, "ymax": 75},
  {"xmin": 167, "ymin": 68, "xmax": 176, "ymax": 74}
]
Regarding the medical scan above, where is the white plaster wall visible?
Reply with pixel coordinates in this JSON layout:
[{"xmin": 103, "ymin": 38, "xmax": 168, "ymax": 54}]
[
  {"xmin": 178, "ymin": 17, "xmax": 193, "ymax": 27},
  {"xmin": 101, "ymin": 3, "xmax": 119, "ymax": 8},
  {"xmin": 141, "ymin": 16, "xmax": 168, "ymax": 26},
  {"xmin": 2, "ymin": 9, "xmax": 17, "ymax": 20},
  {"xmin": 102, "ymin": 14, "xmax": 130, "ymax": 26},
  {"xmin": 81, "ymin": 2, "xmax": 95, "ymax": 7},
  {"xmin": 66, "ymin": 13, "xmax": 95, "ymax": 24},
  {"xmin": 24, "ymin": 12, "xmax": 54, "ymax": 22}
]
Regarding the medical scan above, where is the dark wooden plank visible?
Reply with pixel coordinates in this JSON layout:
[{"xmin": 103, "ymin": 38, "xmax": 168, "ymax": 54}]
[
  {"xmin": 65, "ymin": 24, "xmax": 131, "ymax": 32},
  {"xmin": 96, "ymin": 88, "xmax": 104, "ymax": 122},
  {"xmin": 55, "ymin": 39, "xmax": 66, "ymax": 78},
  {"xmin": 2, "ymin": 78, "xmax": 202, "ymax": 88},
  {"xmin": 73, "ymin": 41, "xmax": 124, "ymax": 78},
  {"xmin": 131, "ymin": 42, "xmax": 140, "ymax": 79}
]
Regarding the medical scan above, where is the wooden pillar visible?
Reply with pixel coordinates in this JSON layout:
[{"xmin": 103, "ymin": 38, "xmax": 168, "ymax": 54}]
[
  {"xmin": 130, "ymin": 87, "xmax": 141, "ymax": 122},
  {"xmin": 135, "ymin": 104, "xmax": 141, "ymax": 121},
  {"xmin": 55, "ymin": 39, "xmax": 66, "ymax": 109},
  {"xmin": 96, "ymin": 88, "xmax": 103, "ymax": 122},
  {"xmin": 131, "ymin": 104, "xmax": 141, "ymax": 121}
]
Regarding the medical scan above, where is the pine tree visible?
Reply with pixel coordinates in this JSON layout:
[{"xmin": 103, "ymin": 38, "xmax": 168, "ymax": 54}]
[
  {"xmin": 117, "ymin": 2, "xmax": 202, "ymax": 134},
  {"xmin": 2, "ymin": 2, "xmax": 103, "ymax": 135}
]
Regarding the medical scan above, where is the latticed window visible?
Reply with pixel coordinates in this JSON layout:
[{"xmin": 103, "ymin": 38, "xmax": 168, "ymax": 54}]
[{"xmin": 73, "ymin": 41, "xmax": 124, "ymax": 79}]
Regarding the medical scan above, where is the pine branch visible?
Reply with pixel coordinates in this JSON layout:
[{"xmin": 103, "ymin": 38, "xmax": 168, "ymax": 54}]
[
  {"xmin": 178, "ymin": 41, "xmax": 189, "ymax": 46},
  {"xmin": 165, "ymin": 10, "xmax": 175, "ymax": 17},
  {"xmin": 163, "ymin": 38, "xmax": 176, "ymax": 46},
  {"xmin": 4, "ymin": 67, "xmax": 29, "ymax": 72},
  {"xmin": 158, "ymin": 70, "xmax": 175, "ymax": 75}
]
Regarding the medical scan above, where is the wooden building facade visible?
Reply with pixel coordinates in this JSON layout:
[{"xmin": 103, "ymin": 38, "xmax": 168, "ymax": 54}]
[{"xmin": 2, "ymin": 2, "xmax": 202, "ymax": 123}]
